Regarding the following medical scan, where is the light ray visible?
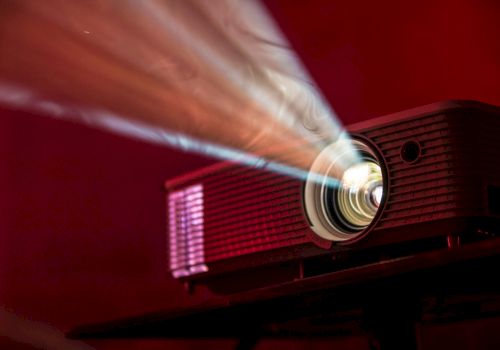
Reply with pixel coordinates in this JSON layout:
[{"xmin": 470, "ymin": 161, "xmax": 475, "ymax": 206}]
[{"xmin": 0, "ymin": 0, "xmax": 359, "ymax": 181}]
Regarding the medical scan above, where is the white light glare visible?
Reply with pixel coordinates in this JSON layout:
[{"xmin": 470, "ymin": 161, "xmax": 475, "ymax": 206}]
[{"xmin": 342, "ymin": 163, "xmax": 371, "ymax": 189}]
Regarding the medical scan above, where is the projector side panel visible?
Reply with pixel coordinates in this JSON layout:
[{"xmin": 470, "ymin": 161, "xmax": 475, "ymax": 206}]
[{"xmin": 166, "ymin": 163, "xmax": 318, "ymax": 279}]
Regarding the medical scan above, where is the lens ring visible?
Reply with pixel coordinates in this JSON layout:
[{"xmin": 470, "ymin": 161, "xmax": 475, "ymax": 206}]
[{"xmin": 303, "ymin": 138, "xmax": 386, "ymax": 242}]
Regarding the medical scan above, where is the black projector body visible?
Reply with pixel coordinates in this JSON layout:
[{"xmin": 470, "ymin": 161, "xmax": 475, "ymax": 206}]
[{"xmin": 166, "ymin": 100, "xmax": 500, "ymax": 293}]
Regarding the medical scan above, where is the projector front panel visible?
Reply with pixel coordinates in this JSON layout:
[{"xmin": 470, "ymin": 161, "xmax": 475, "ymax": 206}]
[{"xmin": 359, "ymin": 111, "xmax": 480, "ymax": 231}]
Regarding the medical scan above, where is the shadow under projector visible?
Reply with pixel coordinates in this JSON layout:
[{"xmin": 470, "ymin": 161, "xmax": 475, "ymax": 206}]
[{"xmin": 166, "ymin": 100, "xmax": 500, "ymax": 293}]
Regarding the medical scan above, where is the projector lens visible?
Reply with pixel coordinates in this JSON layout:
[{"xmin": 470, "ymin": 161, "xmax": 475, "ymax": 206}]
[{"xmin": 304, "ymin": 138, "xmax": 386, "ymax": 242}]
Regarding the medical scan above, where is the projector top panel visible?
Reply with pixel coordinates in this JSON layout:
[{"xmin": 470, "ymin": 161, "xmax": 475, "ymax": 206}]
[{"xmin": 348, "ymin": 100, "xmax": 499, "ymax": 133}]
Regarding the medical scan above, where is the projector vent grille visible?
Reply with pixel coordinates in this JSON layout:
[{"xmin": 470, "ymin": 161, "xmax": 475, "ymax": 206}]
[{"xmin": 167, "ymin": 165, "xmax": 309, "ymax": 277}]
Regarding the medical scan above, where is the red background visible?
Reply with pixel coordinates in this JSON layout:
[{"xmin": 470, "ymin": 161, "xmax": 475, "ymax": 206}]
[{"xmin": 1, "ymin": 0, "xmax": 500, "ymax": 348}]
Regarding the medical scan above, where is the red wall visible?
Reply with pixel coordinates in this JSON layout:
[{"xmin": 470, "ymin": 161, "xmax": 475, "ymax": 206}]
[
  {"xmin": 266, "ymin": 0, "xmax": 500, "ymax": 122},
  {"xmin": 1, "ymin": 0, "xmax": 500, "ymax": 349}
]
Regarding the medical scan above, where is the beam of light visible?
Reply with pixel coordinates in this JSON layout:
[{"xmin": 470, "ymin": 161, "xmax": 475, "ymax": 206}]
[{"xmin": 0, "ymin": 0, "xmax": 360, "ymax": 182}]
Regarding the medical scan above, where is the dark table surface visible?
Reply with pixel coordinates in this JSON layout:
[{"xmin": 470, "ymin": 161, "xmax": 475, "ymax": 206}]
[{"xmin": 68, "ymin": 237, "xmax": 500, "ymax": 341}]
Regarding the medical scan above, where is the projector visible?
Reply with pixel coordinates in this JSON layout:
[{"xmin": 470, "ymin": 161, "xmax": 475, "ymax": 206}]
[{"xmin": 166, "ymin": 100, "xmax": 500, "ymax": 293}]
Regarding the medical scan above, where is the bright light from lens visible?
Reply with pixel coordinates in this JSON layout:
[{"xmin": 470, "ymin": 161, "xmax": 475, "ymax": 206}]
[{"xmin": 342, "ymin": 163, "xmax": 371, "ymax": 189}]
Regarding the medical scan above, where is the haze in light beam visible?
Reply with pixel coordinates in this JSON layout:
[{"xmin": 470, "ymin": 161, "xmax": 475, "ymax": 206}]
[{"xmin": 0, "ymin": 0, "xmax": 359, "ymax": 181}]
